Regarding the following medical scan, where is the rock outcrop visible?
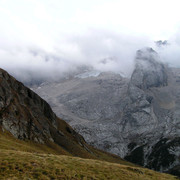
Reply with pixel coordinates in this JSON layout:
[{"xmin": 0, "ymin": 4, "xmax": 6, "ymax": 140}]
[
  {"xmin": 131, "ymin": 47, "xmax": 168, "ymax": 89},
  {"xmin": 31, "ymin": 48, "xmax": 180, "ymax": 176},
  {"xmin": 0, "ymin": 68, "xmax": 93, "ymax": 156},
  {"xmin": 122, "ymin": 48, "xmax": 180, "ymax": 175}
]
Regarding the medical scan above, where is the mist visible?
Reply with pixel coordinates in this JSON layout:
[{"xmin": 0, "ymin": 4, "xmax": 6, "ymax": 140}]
[
  {"xmin": 0, "ymin": 30, "xmax": 151, "ymax": 83},
  {"xmin": 1, "ymin": 30, "xmax": 180, "ymax": 84},
  {"xmin": 155, "ymin": 36, "xmax": 180, "ymax": 67},
  {"xmin": 0, "ymin": 0, "xmax": 180, "ymax": 83}
]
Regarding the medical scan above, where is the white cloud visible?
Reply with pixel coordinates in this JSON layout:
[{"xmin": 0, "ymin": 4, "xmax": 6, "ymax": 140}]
[
  {"xmin": 0, "ymin": 0, "xmax": 180, "ymax": 83},
  {"xmin": 155, "ymin": 34, "xmax": 180, "ymax": 67}
]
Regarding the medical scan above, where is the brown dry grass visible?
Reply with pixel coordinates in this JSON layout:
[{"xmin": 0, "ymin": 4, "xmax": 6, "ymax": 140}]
[
  {"xmin": 0, "ymin": 149, "xmax": 177, "ymax": 180},
  {"xmin": 0, "ymin": 131, "xmax": 177, "ymax": 180}
]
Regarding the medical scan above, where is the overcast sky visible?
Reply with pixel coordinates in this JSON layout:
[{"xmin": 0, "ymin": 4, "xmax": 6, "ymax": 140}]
[{"xmin": 0, "ymin": 0, "xmax": 180, "ymax": 82}]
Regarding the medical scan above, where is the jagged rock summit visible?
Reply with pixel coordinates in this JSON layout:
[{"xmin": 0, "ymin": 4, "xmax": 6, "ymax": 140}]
[
  {"xmin": 131, "ymin": 47, "xmax": 168, "ymax": 89},
  {"xmin": 31, "ymin": 48, "xmax": 180, "ymax": 176},
  {"xmin": 124, "ymin": 48, "xmax": 180, "ymax": 175}
]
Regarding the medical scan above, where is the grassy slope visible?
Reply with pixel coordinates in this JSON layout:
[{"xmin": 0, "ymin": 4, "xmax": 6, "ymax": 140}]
[
  {"xmin": 0, "ymin": 131, "xmax": 177, "ymax": 180},
  {"xmin": 0, "ymin": 128, "xmax": 132, "ymax": 165},
  {"xmin": 0, "ymin": 150, "xmax": 177, "ymax": 180}
]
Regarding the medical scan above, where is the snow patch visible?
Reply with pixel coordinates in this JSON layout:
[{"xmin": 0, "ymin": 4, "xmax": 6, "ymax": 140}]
[{"xmin": 75, "ymin": 70, "xmax": 101, "ymax": 79}]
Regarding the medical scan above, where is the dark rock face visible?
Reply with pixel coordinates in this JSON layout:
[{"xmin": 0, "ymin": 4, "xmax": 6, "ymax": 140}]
[
  {"xmin": 0, "ymin": 68, "xmax": 88, "ymax": 155},
  {"xmin": 31, "ymin": 48, "xmax": 180, "ymax": 175},
  {"xmin": 0, "ymin": 68, "xmax": 56, "ymax": 142},
  {"xmin": 146, "ymin": 138, "xmax": 180, "ymax": 171},
  {"xmin": 125, "ymin": 145, "xmax": 144, "ymax": 166}
]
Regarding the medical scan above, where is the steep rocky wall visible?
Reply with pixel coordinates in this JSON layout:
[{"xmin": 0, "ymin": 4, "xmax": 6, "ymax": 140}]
[
  {"xmin": 0, "ymin": 68, "xmax": 89, "ymax": 156},
  {"xmin": 122, "ymin": 48, "xmax": 180, "ymax": 175}
]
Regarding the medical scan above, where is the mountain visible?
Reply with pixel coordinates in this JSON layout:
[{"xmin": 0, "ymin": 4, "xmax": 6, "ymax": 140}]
[
  {"xmin": 0, "ymin": 68, "xmax": 177, "ymax": 179},
  {"xmin": 122, "ymin": 48, "xmax": 180, "ymax": 175},
  {"xmin": 155, "ymin": 40, "xmax": 169, "ymax": 47},
  {"xmin": 0, "ymin": 67, "xmax": 130, "ymax": 161},
  {"xmin": 31, "ymin": 47, "xmax": 180, "ymax": 176},
  {"xmin": 0, "ymin": 67, "xmax": 89, "ymax": 157}
]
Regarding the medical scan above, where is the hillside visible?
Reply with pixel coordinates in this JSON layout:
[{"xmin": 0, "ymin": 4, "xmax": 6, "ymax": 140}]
[
  {"xmin": 0, "ymin": 131, "xmax": 177, "ymax": 180},
  {"xmin": 31, "ymin": 48, "xmax": 180, "ymax": 176},
  {"xmin": 0, "ymin": 68, "xmax": 178, "ymax": 179},
  {"xmin": 0, "ymin": 67, "xmax": 131, "ymax": 163}
]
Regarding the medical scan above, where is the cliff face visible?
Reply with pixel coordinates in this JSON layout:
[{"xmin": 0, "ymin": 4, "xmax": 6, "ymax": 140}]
[
  {"xmin": 0, "ymin": 68, "xmax": 56, "ymax": 143},
  {"xmin": 31, "ymin": 48, "xmax": 180, "ymax": 176},
  {"xmin": 0, "ymin": 68, "xmax": 93, "ymax": 157},
  {"xmin": 131, "ymin": 48, "xmax": 168, "ymax": 89},
  {"xmin": 122, "ymin": 48, "xmax": 180, "ymax": 174}
]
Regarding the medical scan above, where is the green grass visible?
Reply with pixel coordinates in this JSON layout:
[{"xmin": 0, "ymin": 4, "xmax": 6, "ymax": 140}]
[
  {"xmin": 0, "ymin": 149, "xmax": 177, "ymax": 180},
  {"xmin": 0, "ymin": 130, "xmax": 71, "ymax": 155},
  {"xmin": 0, "ymin": 130, "xmax": 178, "ymax": 179},
  {"xmin": 0, "ymin": 129, "xmax": 133, "ymax": 166}
]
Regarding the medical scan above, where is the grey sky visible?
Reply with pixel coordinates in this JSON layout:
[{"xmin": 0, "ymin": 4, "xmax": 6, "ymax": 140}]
[{"xmin": 0, "ymin": 0, "xmax": 180, "ymax": 82}]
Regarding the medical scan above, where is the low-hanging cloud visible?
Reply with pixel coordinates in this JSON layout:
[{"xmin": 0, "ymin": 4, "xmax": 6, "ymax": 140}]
[
  {"xmin": 0, "ymin": 29, "xmax": 180, "ymax": 84},
  {"xmin": 0, "ymin": 0, "xmax": 180, "ymax": 84},
  {"xmin": 154, "ymin": 34, "xmax": 180, "ymax": 67},
  {"xmin": 0, "ymin": 30, "xmax": 154, "ymax": 83}
]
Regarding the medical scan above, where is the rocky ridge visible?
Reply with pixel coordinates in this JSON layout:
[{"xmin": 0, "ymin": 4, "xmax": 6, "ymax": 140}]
[
  {"xmin": 0, "ymin": 68, "xmax": 95, "ymax": 157},
  {"xmin": 32, "ymin": 48, "xmax": 180, "ymax": 176},
  {"xmin": 122, "ymin": 48, "xmax": 180, "ymax": 174}
]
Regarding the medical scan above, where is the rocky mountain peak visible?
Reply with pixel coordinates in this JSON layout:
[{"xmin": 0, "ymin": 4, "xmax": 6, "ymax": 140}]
[
  {"xmin": 155, "ymin": 40, "xmax": 169, "ymax": 47},
  {"xmin": 136, "ymin": 47, "xmax": 158, "ymax": 61},
  {"xmin": 30, "ymin": 48, "xmax": 180, "ymax": 176},
  {"xmin": 131, "ymin": 47, "xmax": 168, "ymax": 90}
]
